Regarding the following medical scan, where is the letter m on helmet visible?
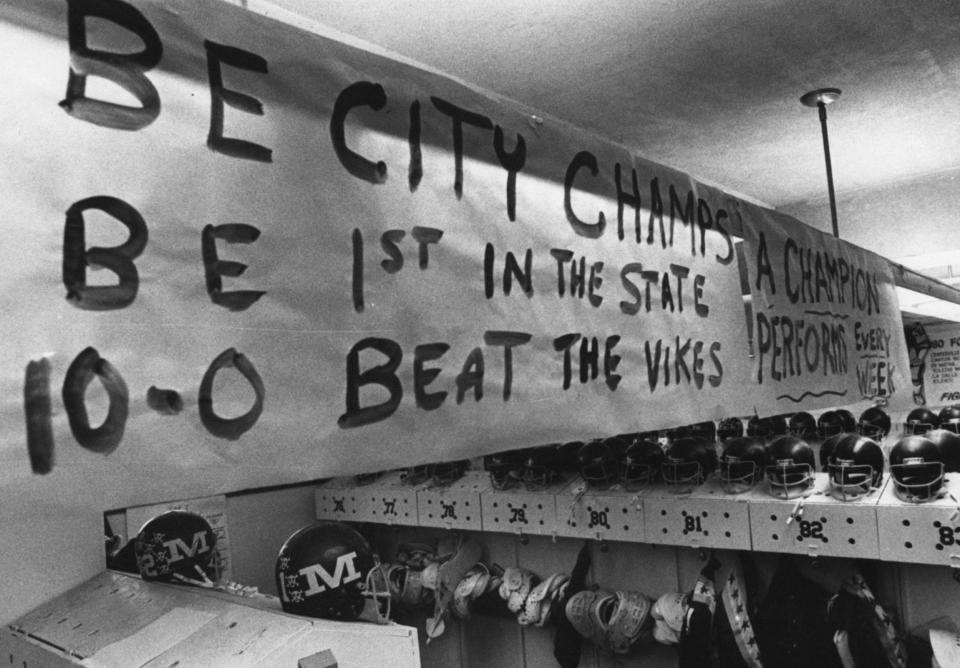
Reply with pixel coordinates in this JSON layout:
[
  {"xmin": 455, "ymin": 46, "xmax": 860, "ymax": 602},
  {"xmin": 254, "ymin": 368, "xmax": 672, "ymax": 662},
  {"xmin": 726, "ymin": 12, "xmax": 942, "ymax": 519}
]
[
  {"xmin": 298, "ymin": 551, "xmax": 361, "ymax": 596},
  {"xmin": 163, "ymin": 530, "xmax": 211, "ymax": 563}
]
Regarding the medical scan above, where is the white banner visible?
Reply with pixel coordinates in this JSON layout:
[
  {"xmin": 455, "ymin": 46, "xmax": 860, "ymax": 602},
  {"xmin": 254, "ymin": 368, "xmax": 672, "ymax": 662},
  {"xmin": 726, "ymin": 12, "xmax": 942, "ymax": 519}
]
[
  {"xmin": 740, "ymin": 204, "xmax": 912, "ymax": 414},
  {"xmin": 0, "ymin": 0, "xmax": 757, "ymax": 507}
]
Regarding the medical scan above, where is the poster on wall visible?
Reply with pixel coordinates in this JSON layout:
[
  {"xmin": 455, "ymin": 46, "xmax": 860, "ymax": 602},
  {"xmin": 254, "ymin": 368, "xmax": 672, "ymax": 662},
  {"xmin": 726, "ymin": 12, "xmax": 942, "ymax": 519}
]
[
  {"xmin": 0, "ymin": 0, "xmax": 768, "ymax": 507},
  {"xmin": 739, "ymin": 204, "xmax": 913, "ymax": 416},
  {"xmin": 903, "ymin": 321, "xmax": 960, "ymax": 409}
]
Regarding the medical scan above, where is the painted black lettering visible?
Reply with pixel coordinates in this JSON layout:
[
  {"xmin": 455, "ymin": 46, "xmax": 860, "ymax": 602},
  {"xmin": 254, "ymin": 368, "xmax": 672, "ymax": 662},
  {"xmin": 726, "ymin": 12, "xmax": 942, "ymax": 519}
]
[
  {"xmin": 493, "ymin": 125, "xmax": 526, "ymax": 221},
  {"xmin": 198, "ymin": 347, "xmax": 265, "ymax": 440},
  {"xmin": 60, "ymin": 0, "xmax": 162, "ymax": 130},
  {"xmin": 204, "ymin": 40, "xmax": 271, "ymax": 162},
  {"xmin": 63, "ymin": 195, "xmax": 147, "ymax": 310},
  {"xmin": 430, "ymin": 97, "xmax": 493, "ymax": 199},
  {"xmin": 331, "ymin": 82, "xmax": 388, "ymax": 184},
  {"xmin": 62, "ymin": 346, "xmax": 129, "ymax": 453},
  {"xmin": 563, "ymin": 151, "xmax": 605, "ymax": 239},
  {"xmin": 201, "ymin": 223, "xmax": 266, "ymax": 311},
  {"xmin": 339, "ymin": 338, "xmax": 402, "ymax": 428},
  {"xmin": 414, "ymin": 343, "xmax": 450, "ymax": 410}
]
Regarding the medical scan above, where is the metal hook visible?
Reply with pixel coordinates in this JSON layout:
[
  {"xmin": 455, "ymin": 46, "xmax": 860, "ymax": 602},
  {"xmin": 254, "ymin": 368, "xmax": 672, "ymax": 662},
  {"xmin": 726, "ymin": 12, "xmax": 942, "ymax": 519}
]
[
  {"xmin": 786, "ymin": 498, "xmax": 805, "ymax": 525},
  {"xmin": 515, "ymin": 527, "xmax": 529, "ymax": 546},
  {"xmin": 596, "ymin": 533, "xmax": 608, "ymax": 552}
]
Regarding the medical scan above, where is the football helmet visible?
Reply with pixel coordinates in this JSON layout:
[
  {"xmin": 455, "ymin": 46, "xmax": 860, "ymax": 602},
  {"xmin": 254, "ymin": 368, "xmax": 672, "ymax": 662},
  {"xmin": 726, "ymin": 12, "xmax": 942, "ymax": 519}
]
[
  {"xmin": 938, "ymin": 405, "xmax": 960, "ymax": 434},
  {"xmin": 857, "ymin": 406, "xmax": 891, "ymax": 440},
  {"xmin": 578, "ymin": 439, "xmax": 618, "ymax": 489},
  {"xmin": 788, "ymin": 412, "xmax": 818, "ymax": 441},
  {"xmin": 827, "ymin": 434, "xmax": 884, "ymax": 500},
  {"xmin": 717, "ymin": 417, "xmax": 744, "ymax": 442},
  {"xmin": 926, "ymin": 429, "xmax": 960, "ymax": 474},
  {"xmin": 401, "ymin": 464, "xmax": 432, "ymax": 486},
  {"xmin": 521, "ymin": 443, "xmax": 571, "ymax": 490},
  {"xmin": 276, "ymin": 521, "xmax": 390, "ymax": 623},
  {"xmin": 817, "ymin": 410, "xmax": 841, "ymax": 439},
  {"xmin": 747, "ymin": 415, "xmax": 788, "ymax": 441},
  {"xmin": 819, "ymin": 432, "xmax": 851, "ymax": 472},
  {"xmin": 484, "ymin": 449, "xmax": 524, "ymax": 490},
  {"xmin": 764, "ymin": 435, "xmax": 816, "ymax": 499},
  {"xmin": 718, "ymin": 436, "xmax": 766, "ymax": 494},
  {"xmin": 835, "ymin": 409, "xmax": 857, "ymax": 432},
  {"xmin": 430, "ymin": 459, "xmax": 469, "ymax": 486},
  {"xmin": 134, "ymin": 510, "xmax": 219, "ymax": 586},
  {"xmin": 904, "ymin": 407, "xmax": 939, "ymax": 436},
  {"xmin": 662, "ymin": 437, "xmax": 717, "ymax": 492},
  {"xmin": 619, "ymin": 438, "xmax": 665, "ymax": 489},
  {"xmin": 888, "ymin": 435, "xmax": 945, "ymax": 503}
]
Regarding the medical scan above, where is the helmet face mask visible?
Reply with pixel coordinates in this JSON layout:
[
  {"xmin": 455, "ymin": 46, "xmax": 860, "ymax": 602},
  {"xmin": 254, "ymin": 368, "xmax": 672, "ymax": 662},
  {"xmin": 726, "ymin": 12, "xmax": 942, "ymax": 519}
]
[
  {"xmin": 485, "ymin": 450, "xmax": 523, "ymax": 490},
  {"xmin": 619, "ymin": 439, "xmax": 664, "ymax": 490},
  {"xmin": 904, "ymin": 408, "xmax": 939, "ymax": 436},
  {"xmin": 890, "ymin": 459, "xmax": 945, "ymax": 502},
  {"xmin": 858, "ymin": 407, "xmax": 891, "ymax": 440},
  {"xmin": 521, "ymin": 444, "xmax": 568, "ymax": 490},
  {"xmin": 827, "ymin": 435, "xmax": 884, "ymax": 501},
  {"xmin": 938, "ymin": 405, "xmax": 960, "ymax": 434},
  {"xmin": 578, "ymin": 440, "xmax": 618, "ymax": 490},
  {"xmin": 719, "ymin": 437, "xmax": 765, "ymax": 494},
  {"xmin": 662, "ymin": 437, "xmax": 716, "ymax": 493},
  {"xmin": 362, "ymin": 561, "xmax": 393, "ymax": 624},
  {"xmin": 827, "ymin": 461, "xmax": 877, "ymax": 501},
  {"xmin": 889, "ymin": 435, "xmax": 945, "ymax": 503},
  {"xmin": 764, "ymin": 436, "xmax": 816, "ymax": 499}
]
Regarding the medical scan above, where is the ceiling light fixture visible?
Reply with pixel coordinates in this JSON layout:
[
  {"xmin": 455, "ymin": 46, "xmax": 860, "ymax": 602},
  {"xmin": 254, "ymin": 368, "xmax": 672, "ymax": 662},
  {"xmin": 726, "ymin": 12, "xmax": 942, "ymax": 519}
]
[{"xmin": 801, "ymin": 87, "xmax": 842, "ymax": 238}]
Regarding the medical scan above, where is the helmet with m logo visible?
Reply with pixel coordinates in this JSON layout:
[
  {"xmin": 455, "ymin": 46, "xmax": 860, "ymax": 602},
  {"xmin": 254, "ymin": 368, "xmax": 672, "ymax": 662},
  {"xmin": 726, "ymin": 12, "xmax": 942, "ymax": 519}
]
[
  {"xmin": 134, "ymin": 510, "xmax": 219, "ymax": 586},
  {"xmin": 276, "ymin": 521, "xmax": 390, "ymax": 623}
]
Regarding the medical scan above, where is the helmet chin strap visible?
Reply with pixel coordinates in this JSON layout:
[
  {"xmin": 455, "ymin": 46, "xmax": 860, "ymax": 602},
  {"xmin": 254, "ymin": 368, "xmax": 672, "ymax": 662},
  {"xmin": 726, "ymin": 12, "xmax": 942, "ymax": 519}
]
[{"xmin": 171, "ymin": 564, "xmax": 216, "ymax": 588}]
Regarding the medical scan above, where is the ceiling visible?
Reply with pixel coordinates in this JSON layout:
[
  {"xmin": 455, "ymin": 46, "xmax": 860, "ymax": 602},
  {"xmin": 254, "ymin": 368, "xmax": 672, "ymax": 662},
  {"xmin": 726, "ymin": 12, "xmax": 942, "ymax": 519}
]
[
  {"xmin": 268, "ymin": 0, "xmax": 960, "ymax": 209},
  {"xmin": 266, "ymin": 0, "xmax": 960, "ymax": 323}
]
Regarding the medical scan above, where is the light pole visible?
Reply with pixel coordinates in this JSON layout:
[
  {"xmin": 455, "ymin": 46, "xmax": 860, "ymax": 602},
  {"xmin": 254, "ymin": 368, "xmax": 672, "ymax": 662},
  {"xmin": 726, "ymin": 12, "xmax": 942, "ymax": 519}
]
[{"xmin": 800, "ymin": 87, "xmax": 842, "ymax": 238}]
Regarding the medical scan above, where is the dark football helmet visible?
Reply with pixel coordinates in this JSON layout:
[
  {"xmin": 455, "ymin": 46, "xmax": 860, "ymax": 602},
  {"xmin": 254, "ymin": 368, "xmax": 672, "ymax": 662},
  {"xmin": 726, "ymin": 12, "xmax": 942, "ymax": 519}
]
[
  {"xmin": 904, "ymin": 407, "xmax": 939, "ymax": 436},
  {"xmin": 788, "ymin": 412, "xmax": 818, "ymax": 440},
  {"xmin": 719, "ymin": 437, "xmax": 766, "ymax": 494},
  {"xmin": 938, "ymin": 405, "xmax": 960, "ymax": 434},
  {"xmin": 819, "ymin": 432, "xmax": 852, "ymax": 472},
  {"xmin": 817, "ymin": 410, "xmax": 841, "ymax": 439},
  {"xmin": 662, "ymin": 437, "xmax": 717, "ymax": 492},
  {"xmin": 926, "ymin": 429, "xmax": 960, "ymax": 474},
  {"xmin": 888, "ymin": 435, "xmax": 945, "ymax": 502},
  {"xmin": 430, "ymin": 459, "xmax": 469, "ymax": 486},
  {"xmin": 827, "ymin": 434, "xmax": 884, "ymax": 500},
  {"xmin": 401, "ymin": 464, "xmax": 432, "ymax": 486},
  {"xmin": 764, "ymin": 435, "xmax": 816, "ymax": 499},
  {"xmin": 717, "ymin": 417, "xmax": 744, "ymax": 442},
  {"xmin": 276, "ymin": 521, "xmax": 389, "ymax": 622},
  {"xmin": 619, "ymin": 438, "xmax": 665, "ymax": 489},
  {"xmin": 747, "ymin": 415, "xmax": 788, "ymax": 441},
  {"xmin": 858, "ymin": 406, "xmax": 891, "ymax": 440},
  {"xmin": 835, "ymin": 409, "xmax": 857, "ymax": 432},
  {"xmin": 484, "ymin": 449, "xmax": 525, "ymax": 490},
  {"xmin": 134, "ymin": 510, "xmax": 220, "ymax": 586},
  {"xmin": 521, "ymin": 443, "xmax": 572, "ymax": 490},
  {"xmin": 578, "ymin": 439, "xmax": 618, "ymax": 489}
]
